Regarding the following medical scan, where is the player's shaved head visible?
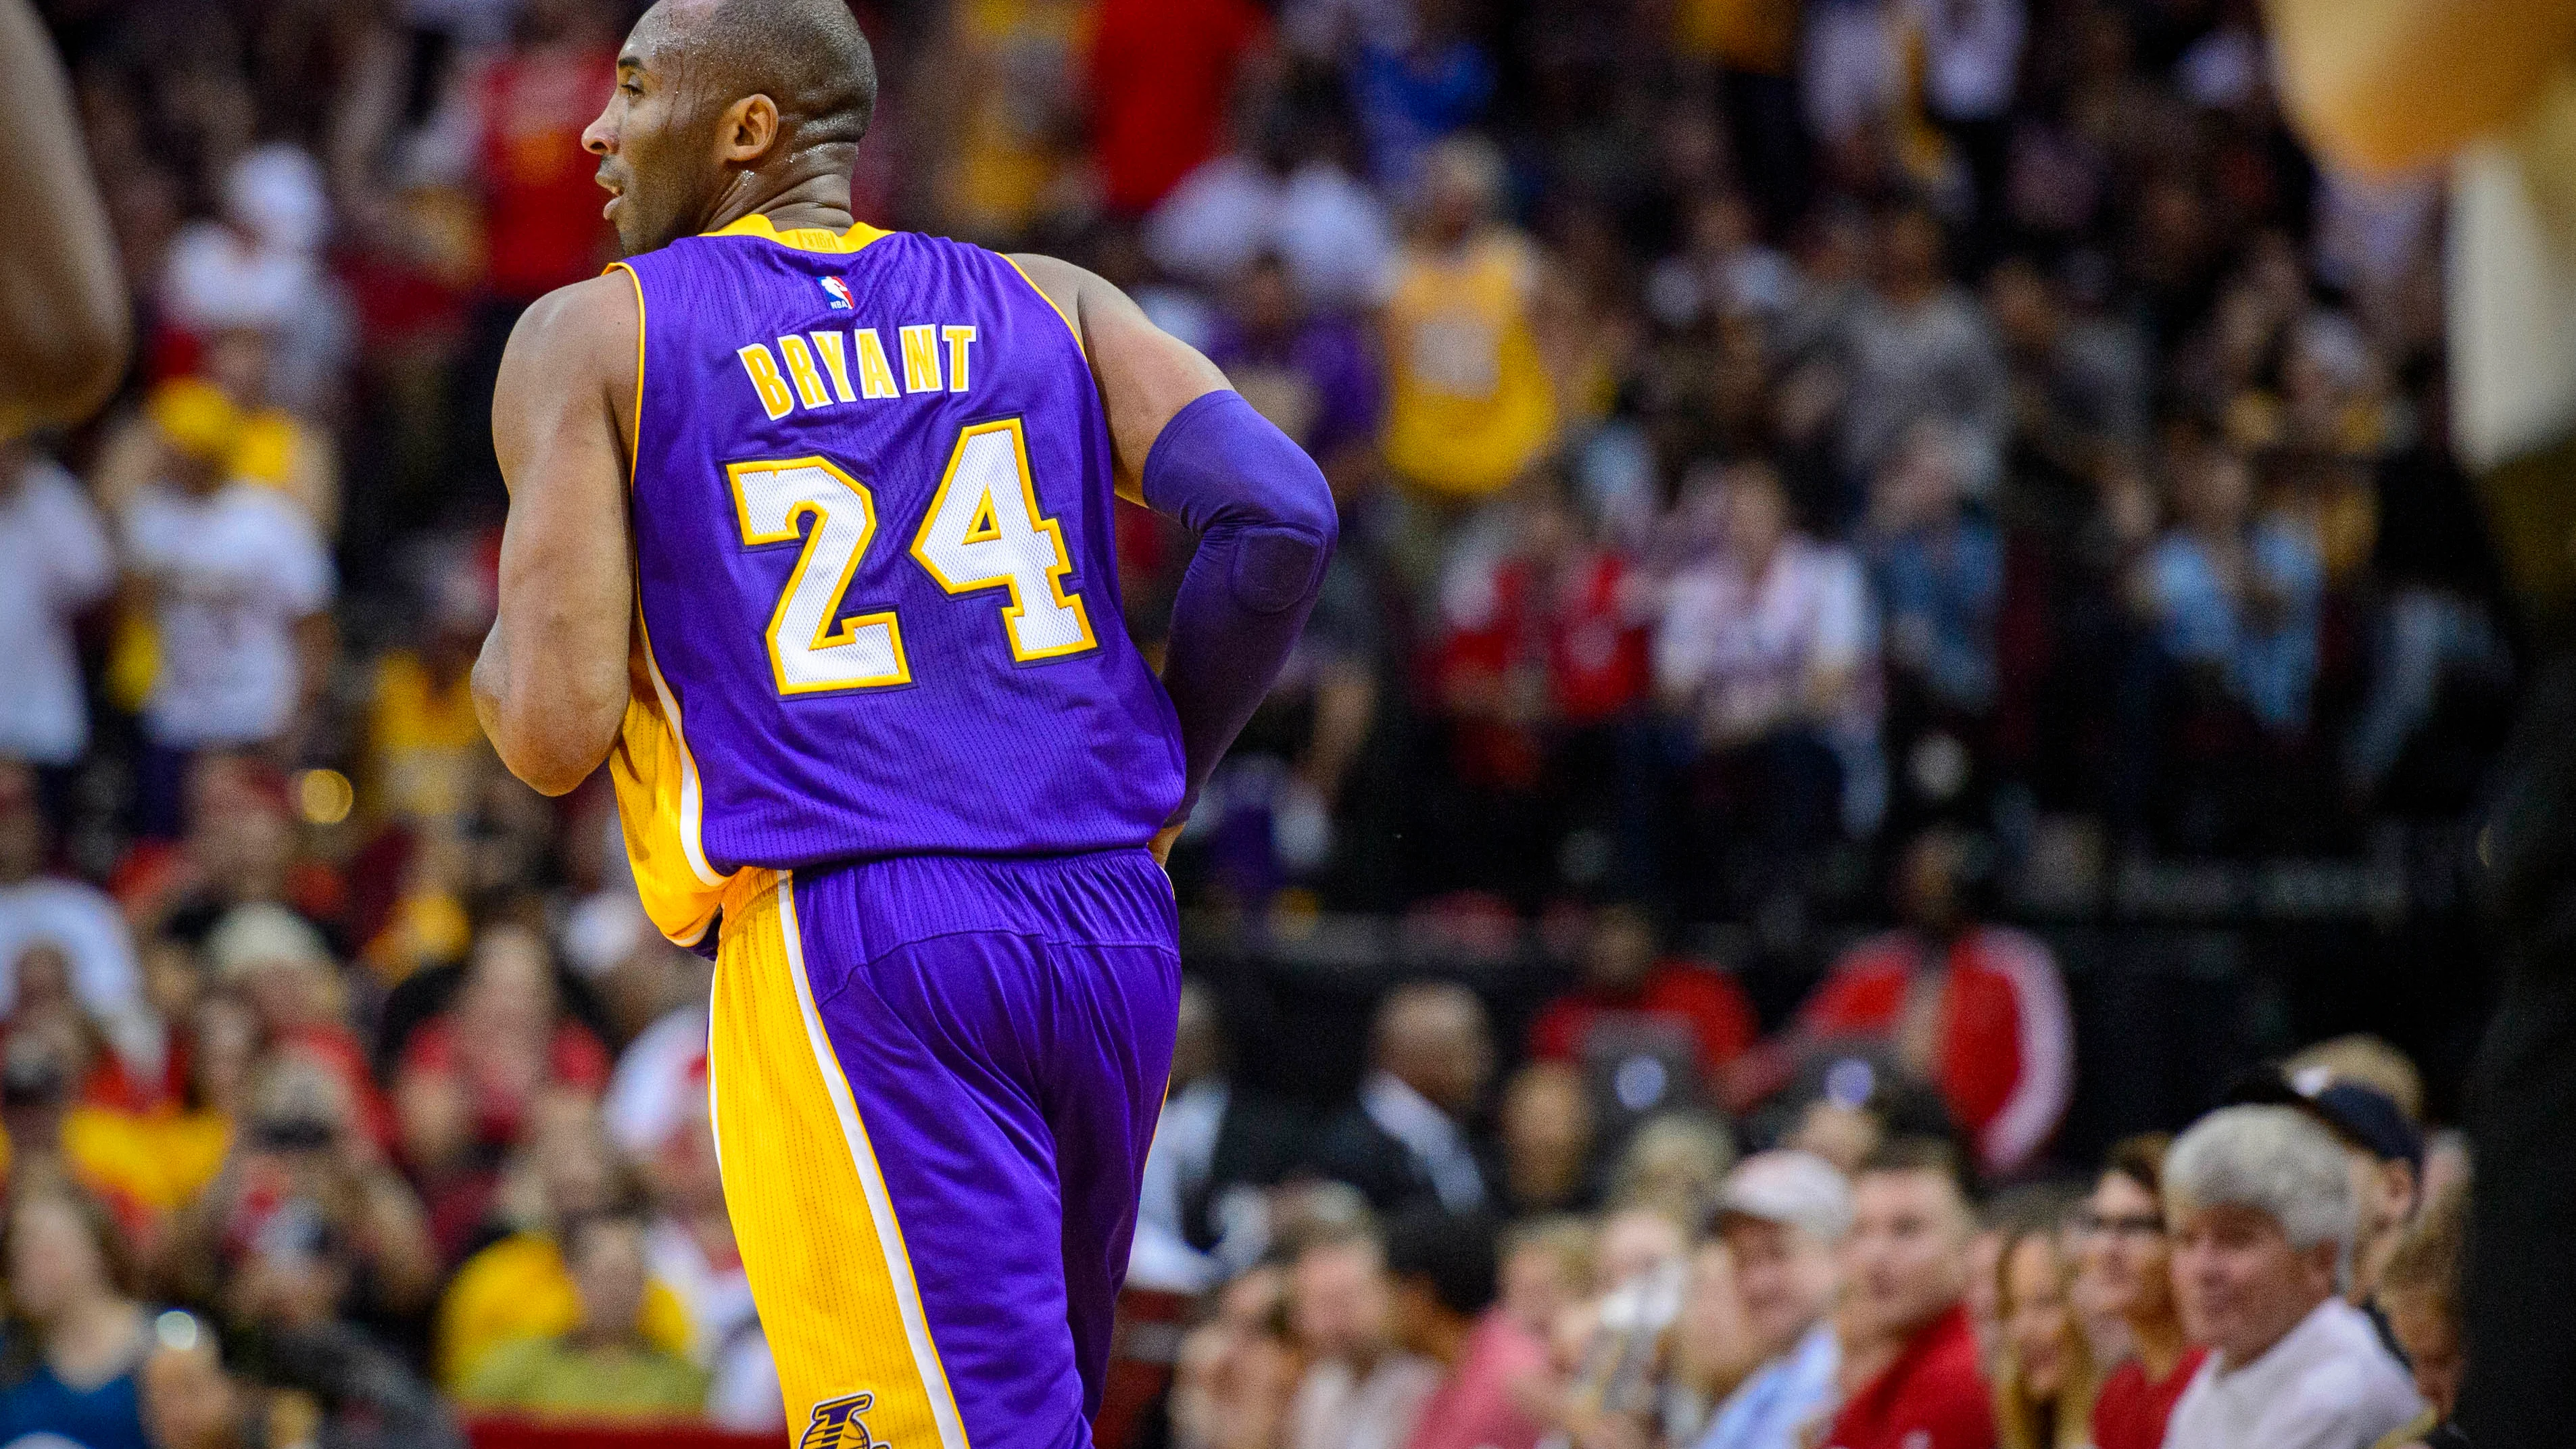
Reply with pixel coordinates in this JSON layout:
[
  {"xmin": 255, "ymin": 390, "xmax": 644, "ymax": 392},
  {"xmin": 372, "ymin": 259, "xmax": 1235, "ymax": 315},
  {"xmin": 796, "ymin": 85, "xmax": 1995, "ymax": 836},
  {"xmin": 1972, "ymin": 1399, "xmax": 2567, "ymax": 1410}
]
[
  {"xmin": 635, "ymin": 0, "xmax": 875, "ymax": 149},
  {"xmin": 584, "ymin": 0, "xmax": 877, "ymax": 255}
]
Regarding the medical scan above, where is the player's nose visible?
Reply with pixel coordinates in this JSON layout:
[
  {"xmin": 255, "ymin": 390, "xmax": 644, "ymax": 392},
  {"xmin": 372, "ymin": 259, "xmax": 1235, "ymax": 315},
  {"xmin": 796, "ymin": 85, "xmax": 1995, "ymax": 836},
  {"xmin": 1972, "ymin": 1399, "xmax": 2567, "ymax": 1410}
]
[{"xmin": 581, "ymin": 110, "xmax": 614, "ymax": 156}]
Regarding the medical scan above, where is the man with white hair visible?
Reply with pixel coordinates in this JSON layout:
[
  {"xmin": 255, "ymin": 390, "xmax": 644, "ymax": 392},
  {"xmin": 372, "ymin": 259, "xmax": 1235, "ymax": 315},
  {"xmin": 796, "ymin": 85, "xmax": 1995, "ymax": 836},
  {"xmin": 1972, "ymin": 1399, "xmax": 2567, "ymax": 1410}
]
[
  {"xmin": 2161, "ymin": 1105, "xmax": 2423, "ymax": 1449},
  {"xmin": 1697, "ymin": 1150, "xmax": 1851, "ymax": 1449}
]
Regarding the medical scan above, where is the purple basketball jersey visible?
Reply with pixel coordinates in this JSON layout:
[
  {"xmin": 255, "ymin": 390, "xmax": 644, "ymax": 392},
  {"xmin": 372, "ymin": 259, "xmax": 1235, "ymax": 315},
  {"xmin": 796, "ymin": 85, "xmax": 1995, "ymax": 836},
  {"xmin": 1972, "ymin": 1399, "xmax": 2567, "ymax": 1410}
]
[{"xmin": 608, "ymin": 214, "xmax": 1182, "ymax": 945}]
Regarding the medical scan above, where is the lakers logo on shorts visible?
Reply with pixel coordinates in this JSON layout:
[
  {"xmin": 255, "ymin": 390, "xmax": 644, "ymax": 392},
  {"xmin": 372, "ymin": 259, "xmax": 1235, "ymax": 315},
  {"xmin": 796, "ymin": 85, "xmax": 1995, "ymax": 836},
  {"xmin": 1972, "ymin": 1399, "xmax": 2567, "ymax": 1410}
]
[{"xmin": 799, "ymin": 1392, "xmax": 887, "ymax": 1449}]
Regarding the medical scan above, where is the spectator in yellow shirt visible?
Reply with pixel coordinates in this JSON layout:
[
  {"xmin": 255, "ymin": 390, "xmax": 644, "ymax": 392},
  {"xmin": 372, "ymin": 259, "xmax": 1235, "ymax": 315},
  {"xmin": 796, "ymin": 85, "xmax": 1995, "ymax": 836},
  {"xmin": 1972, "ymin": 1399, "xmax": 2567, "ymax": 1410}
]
[
  {"xmin": 1380, "ymin": 136, "xmax": 1560, "ymax": 508},
  {"xmin": 456, "ymin": 1208, "xmax": 709, "ymax": 1422},
  {"xmin": 435, "ymin": 1104, "xmax": 690, "ymax": 1388},
  {"xmin": 363, "ymin": 551, "xmax": 497, "ymax": 834}
]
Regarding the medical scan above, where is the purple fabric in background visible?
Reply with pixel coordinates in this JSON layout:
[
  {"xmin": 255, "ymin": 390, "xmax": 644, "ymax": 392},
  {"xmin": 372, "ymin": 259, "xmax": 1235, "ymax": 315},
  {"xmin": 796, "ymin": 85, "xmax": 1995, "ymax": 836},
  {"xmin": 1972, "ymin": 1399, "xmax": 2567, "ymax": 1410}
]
[{"xmin": 1205, "ymin": 314, "xmax": 1383, "ymax": 464}]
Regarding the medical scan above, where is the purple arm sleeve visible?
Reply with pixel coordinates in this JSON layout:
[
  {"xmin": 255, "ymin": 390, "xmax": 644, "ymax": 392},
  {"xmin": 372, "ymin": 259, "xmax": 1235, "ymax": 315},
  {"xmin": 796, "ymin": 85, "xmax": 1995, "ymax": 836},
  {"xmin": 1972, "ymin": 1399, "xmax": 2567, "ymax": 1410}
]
[{"xmin": 1142, "ymin": 389, "xmax": 1339, "ymax": 822}]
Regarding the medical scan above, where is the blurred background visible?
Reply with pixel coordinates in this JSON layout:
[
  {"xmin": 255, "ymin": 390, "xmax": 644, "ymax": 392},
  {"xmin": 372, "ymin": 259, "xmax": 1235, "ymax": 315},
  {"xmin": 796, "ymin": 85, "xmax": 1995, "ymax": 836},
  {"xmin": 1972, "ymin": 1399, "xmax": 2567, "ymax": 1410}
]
[{"xmin": 0, "ymin": 0, "xmax": 2512, "ymax": 1444}]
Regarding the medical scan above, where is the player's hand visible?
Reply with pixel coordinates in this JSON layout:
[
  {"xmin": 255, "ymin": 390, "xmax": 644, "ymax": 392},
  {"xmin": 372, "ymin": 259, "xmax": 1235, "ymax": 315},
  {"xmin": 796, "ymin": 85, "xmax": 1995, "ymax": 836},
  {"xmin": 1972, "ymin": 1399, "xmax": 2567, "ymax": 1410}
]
[{"xmin": 1148, "ymin": 820, "xmax": 1184, "ymax": 868}]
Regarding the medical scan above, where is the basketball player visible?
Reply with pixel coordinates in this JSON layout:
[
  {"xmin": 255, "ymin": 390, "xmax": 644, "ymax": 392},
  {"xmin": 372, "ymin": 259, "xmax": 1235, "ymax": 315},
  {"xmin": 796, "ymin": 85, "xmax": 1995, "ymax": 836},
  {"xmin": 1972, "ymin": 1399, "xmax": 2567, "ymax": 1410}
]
[
  {"xmin": 467, "ymin": 1, "xmax": 1336, "ymax": 1445},
  {"xmin": 0, "ymin": 0, "xmax": 129, "ymax": 436}
]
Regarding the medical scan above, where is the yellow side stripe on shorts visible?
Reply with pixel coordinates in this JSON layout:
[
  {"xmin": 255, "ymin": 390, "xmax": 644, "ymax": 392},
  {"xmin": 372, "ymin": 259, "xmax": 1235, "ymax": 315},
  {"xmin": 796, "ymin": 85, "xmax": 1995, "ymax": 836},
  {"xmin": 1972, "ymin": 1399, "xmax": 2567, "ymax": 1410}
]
[
  {"xmin": 707, "ymin": 874, "xmax": 969, "ymax": 1449},
  {"xmin": 777, "ymin": 876, "xmax": 972, "ymax": 1449}
]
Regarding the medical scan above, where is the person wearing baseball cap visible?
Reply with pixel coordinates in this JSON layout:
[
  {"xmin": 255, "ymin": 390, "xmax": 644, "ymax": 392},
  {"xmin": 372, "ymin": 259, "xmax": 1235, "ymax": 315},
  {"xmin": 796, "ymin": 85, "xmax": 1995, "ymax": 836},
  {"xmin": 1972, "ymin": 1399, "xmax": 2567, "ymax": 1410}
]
[
  {"xmin": 2223, "ymin": 1064, "xmax": 2425, "ymax": 1317},
  {"xmin": 1697, "ymin": 1150, "xmax": 1853, "ymax": 1449}
]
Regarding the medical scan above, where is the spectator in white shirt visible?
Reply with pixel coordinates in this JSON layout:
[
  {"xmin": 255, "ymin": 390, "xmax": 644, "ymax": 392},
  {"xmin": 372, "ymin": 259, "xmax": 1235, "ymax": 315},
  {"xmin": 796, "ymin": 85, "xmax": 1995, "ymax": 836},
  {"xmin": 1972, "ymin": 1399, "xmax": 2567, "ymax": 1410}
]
[
  {"xmin": 1803, "ymin": 0, "xmax": 1901, "ymax": 153},
  {"xmin": 1699, "ymin": 1152, "xmax": 1851, "ymax": 1449},
  {"xmin": 117, "ymin": 378, "xmax": 334, "ymax": 835},
  {"xmin": 1655, "ymin": 462, "xmax": 1882, "ymax": 907},
  {"xmin": 1910, "ymin": 0, "xmax": 2025, "ymax": 258},
  {"xmin": 0, "ymin": 441, "xmax": 114, "ymax": 771},
  {"xmin": 1146, "ymin": 113, "xmax": 1395, "ymax": 314},
  {"xmin": 158, "ymin": 143, "xmax": 348, "ymax": 412},
  {"xmin": 1657, "ymin": 464, "xmax": 1877, "ymax": 751},
  {"xmin": 1285, "ymin": 1224, "xmax": 1442, "ymax": 1449},
  {"xmin": 0, "ymin": 763, "xmax": 149, "ymax": 1063},
  {"xmin": 2160, "ymin": 1105, "xmax": 2425, "ymax": 1449},
  {"xmin": 1911, "ymin": 0, "xmax": 2024, "ymax": 122}
]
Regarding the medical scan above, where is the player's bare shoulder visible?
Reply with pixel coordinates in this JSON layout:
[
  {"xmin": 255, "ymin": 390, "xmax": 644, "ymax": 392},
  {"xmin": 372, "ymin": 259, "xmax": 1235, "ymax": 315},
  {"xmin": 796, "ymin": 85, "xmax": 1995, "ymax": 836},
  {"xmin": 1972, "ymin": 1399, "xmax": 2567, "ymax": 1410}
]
[
  {"xmin": 477, "ymin": 268, "xmax": 642, "ymax": 797},
  {"xmin": 1003, "ymin": 251, "xmax": 1226, "ymax": 497},
  {"xmin": 492, "ymin": 271, "xmax": 643, "ymax": 461},
  {"xmin": 1000, "ymin": 253, "xmax": 1092, "ymax": 326}
]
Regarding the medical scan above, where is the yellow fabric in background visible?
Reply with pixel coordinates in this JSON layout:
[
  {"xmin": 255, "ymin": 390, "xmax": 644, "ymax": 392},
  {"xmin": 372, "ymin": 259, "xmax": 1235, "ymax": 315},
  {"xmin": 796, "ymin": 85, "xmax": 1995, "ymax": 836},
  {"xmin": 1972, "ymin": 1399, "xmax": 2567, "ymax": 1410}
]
[
  {"xmin": 458, "ymin": 1335, "xmax": 710, "ymax": 1421},
  {"xmin": 63, "ymin": 1106, "xmax": 232, "ymax": 1212},
  {"xmin": 943, "ymin": 0, "xmax": 1094, "ymax": 238},
  {"xmin": 1674, "ymin": 0, "xmax": 1800, "ymax": 75},
  {"xmin": 106, "ymin": 609, "xmax": 159, "ymax": 713},
  {"xmin": 0, "ymin": 1109, "xmax": 230, "ymax": 1217},
  {"xmin": 366, "ymin": 651, "xmax": 486, "ymax": 825},
  {"xmin": 436, "ymin": 1231, "xmax": 693, "ymax": 1389},
  {"xmin": 149, "ymin": 378, "xmax": 241, "ymax": 462},
  {"xmin": 1380, "ymin": 235, "xmax": 1561, "ymax": 498}
]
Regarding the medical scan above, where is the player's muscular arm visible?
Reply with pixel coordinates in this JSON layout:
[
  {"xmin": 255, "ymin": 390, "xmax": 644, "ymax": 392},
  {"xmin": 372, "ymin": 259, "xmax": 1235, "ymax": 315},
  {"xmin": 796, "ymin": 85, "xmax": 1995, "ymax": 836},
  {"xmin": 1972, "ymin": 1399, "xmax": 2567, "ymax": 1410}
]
[
  {"xmin": 0, "ymin": 0, "xmax": 130, "ymax": 435},
  {"xmin": 2263, "ymin": 0, "xmax": 2576, "ymax": 173},
  {"xmin": 474, "ymin": 273, "xmax": 639, "ymax": 797},
  {"xmin": 1008, "ymin": 254, "xmax": 1231, "ymax": 500},
  {"xmin": 1011, "ymin": 254, "xmax": 1339, "ymax": 827}
]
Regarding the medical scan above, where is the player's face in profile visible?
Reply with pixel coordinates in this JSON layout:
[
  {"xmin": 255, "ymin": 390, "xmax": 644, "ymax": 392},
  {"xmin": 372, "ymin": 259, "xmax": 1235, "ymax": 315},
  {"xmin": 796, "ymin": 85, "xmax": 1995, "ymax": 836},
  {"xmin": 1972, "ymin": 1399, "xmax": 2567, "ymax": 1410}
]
[{"xmin": 581, "ymin": 13, "xmax": 717, "ymax": 256}]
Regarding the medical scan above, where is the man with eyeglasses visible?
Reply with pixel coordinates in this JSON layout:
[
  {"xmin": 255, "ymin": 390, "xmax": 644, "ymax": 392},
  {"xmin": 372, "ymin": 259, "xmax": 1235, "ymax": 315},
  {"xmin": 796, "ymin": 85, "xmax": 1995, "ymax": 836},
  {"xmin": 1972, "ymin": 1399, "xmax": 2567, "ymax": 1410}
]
[{"xmin": 2079, "ymin": 1134, "xmax": 2204, "ymax": 1449}]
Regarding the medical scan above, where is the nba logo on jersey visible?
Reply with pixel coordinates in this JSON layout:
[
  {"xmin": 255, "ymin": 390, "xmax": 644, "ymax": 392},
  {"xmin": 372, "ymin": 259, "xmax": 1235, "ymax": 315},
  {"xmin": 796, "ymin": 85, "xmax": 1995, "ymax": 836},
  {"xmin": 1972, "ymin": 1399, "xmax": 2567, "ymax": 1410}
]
[
  {"xmin": 819, "ymin": 275, "xmax": 853, "ymax": 310},
  {"xmin": 797, "ymin": 1392, "xmax": 883, "ymax": 1449}
]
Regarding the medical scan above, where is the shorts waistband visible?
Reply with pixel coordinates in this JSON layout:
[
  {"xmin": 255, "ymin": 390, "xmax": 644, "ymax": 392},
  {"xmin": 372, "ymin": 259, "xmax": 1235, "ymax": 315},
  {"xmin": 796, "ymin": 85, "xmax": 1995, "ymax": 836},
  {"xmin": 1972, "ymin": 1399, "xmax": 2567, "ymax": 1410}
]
[{"xmin": 741, "ymin": 849, "xmax": 1177, "ymax": 964}]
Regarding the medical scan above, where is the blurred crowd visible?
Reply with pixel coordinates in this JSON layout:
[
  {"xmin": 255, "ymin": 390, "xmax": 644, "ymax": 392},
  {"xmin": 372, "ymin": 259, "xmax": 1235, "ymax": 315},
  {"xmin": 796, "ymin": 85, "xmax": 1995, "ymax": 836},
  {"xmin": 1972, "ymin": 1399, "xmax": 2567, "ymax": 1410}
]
[
  {"xmin": 0, "ymin": 0, "xmax": 2514, "ymax": 1442},
  {"xmin": 1137, "ymin": 985, "xmax": 2472, "ymax": 1449}
]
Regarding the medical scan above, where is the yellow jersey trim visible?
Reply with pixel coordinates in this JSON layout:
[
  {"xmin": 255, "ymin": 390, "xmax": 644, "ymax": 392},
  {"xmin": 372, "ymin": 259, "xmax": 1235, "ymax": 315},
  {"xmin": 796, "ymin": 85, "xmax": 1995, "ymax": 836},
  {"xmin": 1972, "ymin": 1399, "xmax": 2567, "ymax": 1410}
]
[
  {"xmin": 637, "ymin": 611, "xmax": 724, "ymax": 893},
  {"xmin": 606, "ymin": 262, "xmax": 646, "ymax": 487},
  {"xmin": 1000, "ymin": 255, "xmax": 1086, "ymax": 360},
  {"xmin": 704, "ymin": 212, "xmax": 891, "ymax": 255}
]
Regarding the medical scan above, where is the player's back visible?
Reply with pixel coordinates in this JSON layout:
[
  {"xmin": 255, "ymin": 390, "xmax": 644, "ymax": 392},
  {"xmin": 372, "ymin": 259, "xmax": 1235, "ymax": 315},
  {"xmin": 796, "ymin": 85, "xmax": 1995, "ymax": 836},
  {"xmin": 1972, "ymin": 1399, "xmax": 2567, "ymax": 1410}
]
[{"xmin": 612, "ymin": 214, "xmax": 1182, "ymax": 946}]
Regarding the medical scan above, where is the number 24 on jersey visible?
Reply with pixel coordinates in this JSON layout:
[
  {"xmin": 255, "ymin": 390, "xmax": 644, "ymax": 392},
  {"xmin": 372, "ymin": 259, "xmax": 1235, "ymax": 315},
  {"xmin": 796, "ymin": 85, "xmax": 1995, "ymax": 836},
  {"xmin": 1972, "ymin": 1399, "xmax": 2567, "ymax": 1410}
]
[{"xmin": 723, "ymin": 417, "xmax": 1096, "ymax": 696}]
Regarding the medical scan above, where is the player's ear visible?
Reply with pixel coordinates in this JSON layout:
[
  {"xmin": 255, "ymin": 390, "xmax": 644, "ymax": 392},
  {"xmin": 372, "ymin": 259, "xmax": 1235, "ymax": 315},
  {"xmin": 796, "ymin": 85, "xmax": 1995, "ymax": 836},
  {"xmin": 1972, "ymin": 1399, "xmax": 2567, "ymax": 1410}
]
[{"xmin": 719, "ymin": 93, "xmax": 780, "ymax": 165}]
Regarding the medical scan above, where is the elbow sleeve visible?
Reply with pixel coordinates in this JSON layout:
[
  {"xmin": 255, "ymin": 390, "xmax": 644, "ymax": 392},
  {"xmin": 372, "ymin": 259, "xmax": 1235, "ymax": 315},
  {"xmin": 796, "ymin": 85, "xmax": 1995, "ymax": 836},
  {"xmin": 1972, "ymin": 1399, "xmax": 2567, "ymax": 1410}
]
[{"xmin": 1142, "ymin": 390, "xmax": 1338, "ymax": 614}]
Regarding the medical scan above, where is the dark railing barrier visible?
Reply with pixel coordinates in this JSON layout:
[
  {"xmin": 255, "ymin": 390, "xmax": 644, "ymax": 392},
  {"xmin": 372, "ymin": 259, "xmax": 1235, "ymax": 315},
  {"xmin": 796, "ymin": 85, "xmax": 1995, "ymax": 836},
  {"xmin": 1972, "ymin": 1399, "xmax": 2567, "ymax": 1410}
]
[{"xmin": 1175, "ymin": 837, "xmax": 2496, "ymax": 1165}]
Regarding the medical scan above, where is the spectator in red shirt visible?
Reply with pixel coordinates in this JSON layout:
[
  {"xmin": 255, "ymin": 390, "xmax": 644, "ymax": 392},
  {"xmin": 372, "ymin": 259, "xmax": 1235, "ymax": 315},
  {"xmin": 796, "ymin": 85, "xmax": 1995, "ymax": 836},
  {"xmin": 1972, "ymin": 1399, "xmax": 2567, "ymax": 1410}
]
[
  {"xmin": 1527, "ymin": 901, "xmax": 1757, "ymax": 1089},
  {"xmin": 1388, "ymin": 1204, "xmax": 1544, "ymax": 1449},
  {"xmin": 1773, "ymin": 827, "xmax": 2072, "ymax": 1176},
  {"xmin": 1826, "ymin": 1138, "xmax": 1995, "ymax": 1449},
  {"xmin": 1431, "ymin": 485, "xmax": 1657, "ymax": 900},
  {"xmin": 1086, "ymin": 0, "xmax": 1269, "ymax": 216},
  {"xmin": 396, "ymin": 923, "xmax": 609, "ymax": 1157},
  {"xmin": 2083, "ymin": 1133, "xmax": 2208, "ymax": 1449},
  {"xmin": 1436, "ymin": 486, "xmax": 1655, "ymax": 791},
  {"xmin": 468, "ymin": 0, "xmax": 619, "ymax": 305}
]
